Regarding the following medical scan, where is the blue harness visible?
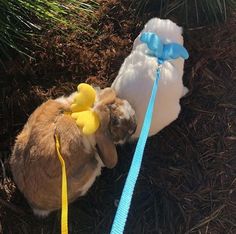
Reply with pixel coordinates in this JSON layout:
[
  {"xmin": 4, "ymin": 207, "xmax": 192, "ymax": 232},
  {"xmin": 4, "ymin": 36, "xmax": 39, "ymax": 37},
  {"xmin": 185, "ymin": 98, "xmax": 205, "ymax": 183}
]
[{"xmin": 110, "ymin": 32, "xmax": 189, "ymax": 234}]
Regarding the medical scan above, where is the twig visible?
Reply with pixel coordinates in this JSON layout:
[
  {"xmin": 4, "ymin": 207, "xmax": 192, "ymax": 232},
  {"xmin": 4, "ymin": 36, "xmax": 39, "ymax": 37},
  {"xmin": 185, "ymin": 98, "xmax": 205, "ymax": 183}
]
[{"xmin": 185, "ymin": 205, "xmax": 226, "ymax": 233}]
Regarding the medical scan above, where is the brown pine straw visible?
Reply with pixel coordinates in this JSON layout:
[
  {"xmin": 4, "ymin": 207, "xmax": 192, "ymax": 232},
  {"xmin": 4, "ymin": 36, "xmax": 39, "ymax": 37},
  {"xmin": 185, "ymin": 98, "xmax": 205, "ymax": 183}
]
[{"xmin": 0, "ymin": 1, "xmax": 235, "ymax": 233}]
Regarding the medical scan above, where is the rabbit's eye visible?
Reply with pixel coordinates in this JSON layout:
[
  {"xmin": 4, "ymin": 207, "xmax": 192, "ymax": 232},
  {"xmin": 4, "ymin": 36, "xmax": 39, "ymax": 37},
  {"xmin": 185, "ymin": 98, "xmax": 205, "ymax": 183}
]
[{"xmin": 111, "ymin": 117, "xmax": 119, "ymax": 126}]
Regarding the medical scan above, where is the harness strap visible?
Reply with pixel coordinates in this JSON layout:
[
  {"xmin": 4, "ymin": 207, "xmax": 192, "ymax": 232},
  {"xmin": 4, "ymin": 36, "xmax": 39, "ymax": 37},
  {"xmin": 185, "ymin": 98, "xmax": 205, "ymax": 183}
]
[{"xmin": 55, "ymin": 134, "xmax": 68, "ymax": 234}]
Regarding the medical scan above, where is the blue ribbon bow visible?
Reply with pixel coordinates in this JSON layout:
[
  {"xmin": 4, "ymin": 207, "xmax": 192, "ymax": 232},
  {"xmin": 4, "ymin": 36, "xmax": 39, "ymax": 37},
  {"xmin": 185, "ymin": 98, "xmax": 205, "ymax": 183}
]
[{"xmin": 140, "ymin": 32, "xmax": 189, "ymax": 64}]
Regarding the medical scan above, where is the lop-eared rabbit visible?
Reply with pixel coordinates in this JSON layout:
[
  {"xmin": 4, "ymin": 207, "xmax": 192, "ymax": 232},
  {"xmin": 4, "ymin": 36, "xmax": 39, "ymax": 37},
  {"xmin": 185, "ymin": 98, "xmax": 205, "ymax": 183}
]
[{"xmin": 10, "ymin": 87, "xmax": 136, "ymax": 216}]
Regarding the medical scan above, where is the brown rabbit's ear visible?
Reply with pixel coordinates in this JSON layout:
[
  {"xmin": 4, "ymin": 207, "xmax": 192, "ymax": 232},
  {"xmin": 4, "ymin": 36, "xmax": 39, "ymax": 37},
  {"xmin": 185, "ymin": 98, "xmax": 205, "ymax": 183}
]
[
  {"xmin": 96, "ymin": 88, "xmax": 116, "ymax": 105},
  {"xmin": 94, "ymin": 87, "xmax": 118, "ymax": 168},
  {"xmin": 95, "ymin": 131, "xmax": 118, "ymax": 169}
]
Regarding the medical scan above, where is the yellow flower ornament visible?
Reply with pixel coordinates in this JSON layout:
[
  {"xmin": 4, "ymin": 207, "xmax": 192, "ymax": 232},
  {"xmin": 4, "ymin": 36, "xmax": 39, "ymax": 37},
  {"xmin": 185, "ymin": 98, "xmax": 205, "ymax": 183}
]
[{"xmin": 71, "ymin": 83, "xmax": 100, "ymax": 135}]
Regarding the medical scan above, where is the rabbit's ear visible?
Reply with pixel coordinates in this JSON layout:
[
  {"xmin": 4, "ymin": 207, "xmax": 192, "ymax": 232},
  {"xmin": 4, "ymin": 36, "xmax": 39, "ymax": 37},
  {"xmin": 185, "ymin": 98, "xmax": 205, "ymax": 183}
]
[
  {"xmin": 96, "ymin": 88, "xmax": 116, "ymax": 105},
  {"xmin": 95, "ymin": 131, "xmax": 118, "ymax": 169},
  {"xmin": 94, "ymin": 87, "xmax": 118, "ymax": 168}
]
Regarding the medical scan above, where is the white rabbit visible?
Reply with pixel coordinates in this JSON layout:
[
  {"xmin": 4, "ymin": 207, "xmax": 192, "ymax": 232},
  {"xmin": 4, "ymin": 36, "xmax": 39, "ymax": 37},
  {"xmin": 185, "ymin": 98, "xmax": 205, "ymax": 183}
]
[
  {"xmin": 10, "ymin": 87, "xmax": 136, "ymax": 216},
  {"xmin": 112, "ymin": 18, "xmax": 189, "ymax": 139}
]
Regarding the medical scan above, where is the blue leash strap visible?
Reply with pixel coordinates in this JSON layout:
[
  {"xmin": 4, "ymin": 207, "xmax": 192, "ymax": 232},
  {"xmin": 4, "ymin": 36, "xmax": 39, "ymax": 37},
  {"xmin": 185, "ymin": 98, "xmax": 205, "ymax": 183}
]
[
  {"xmin": 110, "ymin": 68, "xmax": 161, "ymax": 234},
  {"xmin": 110, "ymin": 32, "xmax": 189, "ymax": 234}
]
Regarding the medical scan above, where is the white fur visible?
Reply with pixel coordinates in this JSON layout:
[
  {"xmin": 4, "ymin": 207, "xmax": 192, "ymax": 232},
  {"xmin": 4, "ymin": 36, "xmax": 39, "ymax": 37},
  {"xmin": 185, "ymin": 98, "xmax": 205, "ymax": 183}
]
[
  {"xmin": 119, "ymin": 100, "xmax": 136, "ymax": 120},
  {"xmin": 55, "ymin": 92, "xmax": 77, "ymax": 106},
  {"xmin": 112, "ymin": 18, "xmax": 188, "ymax": 138},
  {"xmin": 80, "ymin": 153, "xmax": 103, "ymax": 196},
  {"xmin": 115, "ymin": 139, "xmax": 126, "ymax": 145},
  {"xmin": 80, "ymin": 135, "xmax": 96, "ymax": 154},
  {"xmin": 33, "ymin": 208, "xmax": 50, "ymax": 217}
]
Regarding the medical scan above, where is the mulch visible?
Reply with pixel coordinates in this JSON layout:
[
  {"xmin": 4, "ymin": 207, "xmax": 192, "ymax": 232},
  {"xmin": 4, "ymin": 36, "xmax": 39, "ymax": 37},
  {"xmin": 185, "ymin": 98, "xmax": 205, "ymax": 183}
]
[{"xmin": 0, "ymin": 0, "xmax": 235, "ymax": 233}]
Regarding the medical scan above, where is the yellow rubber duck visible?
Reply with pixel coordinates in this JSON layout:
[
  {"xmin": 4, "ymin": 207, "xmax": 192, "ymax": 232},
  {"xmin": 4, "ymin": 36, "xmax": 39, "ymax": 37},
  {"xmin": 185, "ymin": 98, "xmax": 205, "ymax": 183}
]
[{"xmin": 70, "ymin": 83, "xmax": 100, "ymax": 135}]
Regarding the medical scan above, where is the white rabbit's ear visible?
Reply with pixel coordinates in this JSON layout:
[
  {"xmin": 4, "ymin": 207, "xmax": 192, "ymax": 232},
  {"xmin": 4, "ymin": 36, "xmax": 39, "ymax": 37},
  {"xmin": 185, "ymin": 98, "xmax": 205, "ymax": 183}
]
[{"xmin": 95, "ymin": 131, "xmax": 118, "ymax": 169}]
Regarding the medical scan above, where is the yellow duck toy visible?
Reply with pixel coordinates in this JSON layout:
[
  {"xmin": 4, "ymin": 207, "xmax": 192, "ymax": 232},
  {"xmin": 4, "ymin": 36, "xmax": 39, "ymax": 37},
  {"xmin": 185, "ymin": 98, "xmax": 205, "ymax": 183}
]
[{"xmin": 70, "ymin": 83, "xmax": 100, "ymax": 135}]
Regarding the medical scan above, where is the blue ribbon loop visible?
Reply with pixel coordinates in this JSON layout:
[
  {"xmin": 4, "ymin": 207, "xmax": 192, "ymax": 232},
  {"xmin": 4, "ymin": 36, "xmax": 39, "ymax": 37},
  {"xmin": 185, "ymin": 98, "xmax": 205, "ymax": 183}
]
[
  {"xmin": 110, "ymin": 32, "xmax": 189, "ymax": 234},
  {"xmin": 140, "ymin": 32, "xmax": 189, "ymax": 63}
]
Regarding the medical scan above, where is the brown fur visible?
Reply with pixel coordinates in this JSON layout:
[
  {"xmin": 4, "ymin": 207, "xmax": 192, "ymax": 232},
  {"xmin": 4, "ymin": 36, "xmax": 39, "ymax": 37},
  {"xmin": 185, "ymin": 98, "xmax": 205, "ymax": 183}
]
[
  {"xmin": 10, "ymin": 100, "xmax": 98, "ymax": 211},
  {"xmin": 10, "ymin": 88, "xmax": 137, "ymax": 214}
]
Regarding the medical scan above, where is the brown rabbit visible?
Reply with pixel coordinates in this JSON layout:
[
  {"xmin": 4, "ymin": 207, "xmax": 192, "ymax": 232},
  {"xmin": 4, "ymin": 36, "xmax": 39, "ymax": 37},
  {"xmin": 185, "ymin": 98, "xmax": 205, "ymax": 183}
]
[{"xmin": 10, "ymin": 87, "xmax": 136, "ymax": 216}]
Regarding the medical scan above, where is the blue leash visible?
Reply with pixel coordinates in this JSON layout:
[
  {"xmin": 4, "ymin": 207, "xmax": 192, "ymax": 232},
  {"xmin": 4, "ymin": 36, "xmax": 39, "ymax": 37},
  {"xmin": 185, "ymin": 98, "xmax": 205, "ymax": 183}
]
[
  {"xmin": 110, "ymin": 69, "xmax": 161, "ymax": 234},
  {"xmin": 110, "ymin": 32, "xmax": 189, "ymax": 234}
]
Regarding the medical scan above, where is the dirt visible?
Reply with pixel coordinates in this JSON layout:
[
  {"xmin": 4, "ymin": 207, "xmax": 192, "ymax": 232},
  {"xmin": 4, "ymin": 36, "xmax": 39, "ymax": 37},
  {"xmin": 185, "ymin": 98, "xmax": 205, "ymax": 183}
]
[{"xmin": 0, "ymin": 0, "xmax": 235, "ymax": 233}]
